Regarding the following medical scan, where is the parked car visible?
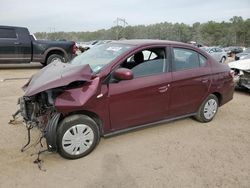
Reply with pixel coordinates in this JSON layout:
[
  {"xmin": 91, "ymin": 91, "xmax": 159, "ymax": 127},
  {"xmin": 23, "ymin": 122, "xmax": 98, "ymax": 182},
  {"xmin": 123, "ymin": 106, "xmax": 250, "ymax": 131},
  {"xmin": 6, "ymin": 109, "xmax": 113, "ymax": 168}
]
[
  {"xmin": 229, "ymin": 59, "xmax": 250, "ymax": 90},
  {"xmin": 16, "ymin": 40, "xmax": 234, "ymax": 159},
  {"xmin": 94, "ymin": 40, "xmax": 113, "ymax": 45},
  {"xmin": 79, "ymin": 40, "xmax": 113, "ymax": 50},
  {"xmin": 0, "ymin": 25, "xmax": 77, "ymax": 65},
  {"xmin": 81, "ymin": 40, "xmax": 99, "ymax": 49},
  {"xmin": 200, "ymin": 47, "xmax": 227, "ymax": 63},
  {"xmin": 224, "ymin": 46, "xmax": 243, "ymax": 56},
  {"xmin": 188, "ymin": 41, "xmax": 203, "ymax": 48},
  {"xmin": 236, "ymin": 48, "xmax": 250, "ymax": 60}
]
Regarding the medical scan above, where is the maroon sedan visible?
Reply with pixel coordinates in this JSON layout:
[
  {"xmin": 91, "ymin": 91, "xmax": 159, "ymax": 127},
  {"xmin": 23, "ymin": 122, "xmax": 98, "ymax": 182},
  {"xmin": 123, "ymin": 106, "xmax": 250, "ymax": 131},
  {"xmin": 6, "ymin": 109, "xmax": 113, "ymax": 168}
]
[{"xmin": 18, "ymin": 40, "xmax": 234, "ymax": 159}]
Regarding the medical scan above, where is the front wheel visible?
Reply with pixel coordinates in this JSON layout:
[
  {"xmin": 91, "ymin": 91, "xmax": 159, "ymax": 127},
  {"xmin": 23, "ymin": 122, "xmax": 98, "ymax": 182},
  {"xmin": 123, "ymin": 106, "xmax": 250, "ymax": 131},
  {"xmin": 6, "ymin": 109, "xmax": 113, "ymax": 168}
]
[
  {"xmin": 57, "ymin": 114, "xmax": 100, "ymax": 159},
  {"xmin": 195, "ymin": 94, "xmax": 219, "ymax": 123}
]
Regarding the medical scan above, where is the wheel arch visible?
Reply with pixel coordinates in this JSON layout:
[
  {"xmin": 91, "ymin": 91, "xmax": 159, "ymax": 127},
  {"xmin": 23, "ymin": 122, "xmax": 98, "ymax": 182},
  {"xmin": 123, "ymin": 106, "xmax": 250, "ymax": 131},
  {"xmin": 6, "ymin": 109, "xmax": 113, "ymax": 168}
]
[
  {"xmin": 64, "ymin": 110, "xmax": 104, "ymax": 136},
  {"xmin": 44, "ymin": 48, "xmax": 68, "ymax": 63},
  {"xmin": 212, "ymin": 92, "xmax": 222, "ymax": 106}
]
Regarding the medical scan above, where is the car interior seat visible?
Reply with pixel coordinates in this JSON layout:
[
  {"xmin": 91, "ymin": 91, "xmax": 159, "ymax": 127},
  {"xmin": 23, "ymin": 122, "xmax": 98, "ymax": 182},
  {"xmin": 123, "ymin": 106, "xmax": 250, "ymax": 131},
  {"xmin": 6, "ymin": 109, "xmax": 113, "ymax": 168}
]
[
  {"xmin": 122, "ymin": 51, "xmax": 144, "ymax": 69},
  {"xmin": 133, "ymin": 52, "xmax": 144, "ymax": 65}
]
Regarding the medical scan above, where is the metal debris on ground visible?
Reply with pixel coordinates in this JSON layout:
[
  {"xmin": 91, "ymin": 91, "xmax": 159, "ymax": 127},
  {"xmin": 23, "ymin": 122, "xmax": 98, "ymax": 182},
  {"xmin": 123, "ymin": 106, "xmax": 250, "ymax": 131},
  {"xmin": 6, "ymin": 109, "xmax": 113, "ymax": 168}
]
[{"xmin": 31, "ymin": 149, "xmax": 48, "ymax": 171}]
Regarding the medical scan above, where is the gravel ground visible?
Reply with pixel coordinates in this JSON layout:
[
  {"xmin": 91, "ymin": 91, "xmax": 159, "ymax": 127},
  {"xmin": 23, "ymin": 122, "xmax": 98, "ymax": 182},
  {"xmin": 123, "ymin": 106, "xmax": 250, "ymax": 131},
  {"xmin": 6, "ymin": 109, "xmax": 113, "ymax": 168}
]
[{"xmin": 0, "ymin": 64, "xmax": 250, "ymax": 188}]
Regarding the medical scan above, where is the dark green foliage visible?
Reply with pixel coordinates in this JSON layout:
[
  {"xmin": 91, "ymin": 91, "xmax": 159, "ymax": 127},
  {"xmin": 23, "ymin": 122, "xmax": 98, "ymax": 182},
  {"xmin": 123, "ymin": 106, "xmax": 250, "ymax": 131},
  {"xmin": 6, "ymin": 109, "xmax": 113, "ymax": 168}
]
[{"xmin": 35, "ymin": 16, "xmax": 250, "ymax": 46}]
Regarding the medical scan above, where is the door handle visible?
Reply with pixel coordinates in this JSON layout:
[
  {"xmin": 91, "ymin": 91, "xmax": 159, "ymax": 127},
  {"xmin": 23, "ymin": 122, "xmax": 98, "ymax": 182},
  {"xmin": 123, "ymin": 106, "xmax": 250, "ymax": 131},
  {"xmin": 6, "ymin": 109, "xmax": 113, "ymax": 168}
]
[
  {"xmin": 158, "ymin": 84, "xmax": 170, "ymax": 93},
  {"xmin": 201, "ymin": 79, "xmax": 208, "ymax": 83},
  {"xmin": 14, "ymin": 42, "xmax": 21, "ymax": 45}
]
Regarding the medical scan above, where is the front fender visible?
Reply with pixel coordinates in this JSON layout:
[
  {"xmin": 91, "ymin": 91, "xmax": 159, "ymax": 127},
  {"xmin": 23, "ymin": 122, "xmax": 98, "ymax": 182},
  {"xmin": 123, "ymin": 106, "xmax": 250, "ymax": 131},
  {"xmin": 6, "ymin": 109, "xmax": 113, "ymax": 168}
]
[{"xmin": 55, "ymin": 77, "xmax": 100, "ymax": 113}]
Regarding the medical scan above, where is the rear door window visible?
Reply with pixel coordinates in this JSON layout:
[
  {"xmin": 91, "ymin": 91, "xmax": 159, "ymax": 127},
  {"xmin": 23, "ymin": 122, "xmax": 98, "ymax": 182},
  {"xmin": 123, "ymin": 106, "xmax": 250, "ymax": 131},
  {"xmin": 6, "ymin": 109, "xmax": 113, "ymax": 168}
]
[
  {"xmin": 173, "ymin": 48, "xmax": 207, "ymax": 71},
  {"xmin": 0, "ymin": 28, "xmax": 17, "ymax": 39}
]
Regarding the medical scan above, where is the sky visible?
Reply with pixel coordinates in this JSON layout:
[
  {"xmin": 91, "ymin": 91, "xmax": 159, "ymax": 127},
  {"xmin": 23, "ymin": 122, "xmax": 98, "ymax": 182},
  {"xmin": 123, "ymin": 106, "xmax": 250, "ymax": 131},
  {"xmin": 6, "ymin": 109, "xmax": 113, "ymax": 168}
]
[{"xmin": 0, "ymin": 0, "xmax": 250, "ymax": 33}]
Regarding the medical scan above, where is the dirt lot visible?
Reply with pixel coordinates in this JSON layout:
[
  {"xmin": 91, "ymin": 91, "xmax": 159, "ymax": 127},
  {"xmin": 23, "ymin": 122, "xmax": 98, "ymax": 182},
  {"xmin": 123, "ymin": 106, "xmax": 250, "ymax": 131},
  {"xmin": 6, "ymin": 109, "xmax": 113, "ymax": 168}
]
[{"xmin": 0, "ymin": 63, "xmax": 250, "ymax": 188}]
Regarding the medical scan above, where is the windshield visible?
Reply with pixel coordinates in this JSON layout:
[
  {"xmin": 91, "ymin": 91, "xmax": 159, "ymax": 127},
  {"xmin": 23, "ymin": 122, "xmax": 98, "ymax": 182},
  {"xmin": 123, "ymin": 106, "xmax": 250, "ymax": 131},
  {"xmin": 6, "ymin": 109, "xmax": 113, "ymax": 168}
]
[{"xmin": 71, "ymin": 43, "xmax": 133, "ymax": 73}]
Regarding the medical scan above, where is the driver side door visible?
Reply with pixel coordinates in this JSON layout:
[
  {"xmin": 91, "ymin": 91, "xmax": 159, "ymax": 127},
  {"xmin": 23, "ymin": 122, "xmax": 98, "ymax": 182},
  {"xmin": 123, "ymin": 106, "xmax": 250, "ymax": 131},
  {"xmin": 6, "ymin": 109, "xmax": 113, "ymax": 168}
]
[{"xmin": 108, "ymin": 47, "xmax": 172, "ymax": 131}]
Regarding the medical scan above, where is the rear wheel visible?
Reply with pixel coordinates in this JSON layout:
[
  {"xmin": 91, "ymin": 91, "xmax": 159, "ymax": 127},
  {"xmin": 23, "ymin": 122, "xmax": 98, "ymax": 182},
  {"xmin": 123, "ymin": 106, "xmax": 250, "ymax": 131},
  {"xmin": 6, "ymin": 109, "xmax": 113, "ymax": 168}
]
[
  {"xmin": 57, "ymin": 114, "xmax": 100, "ymax": 159},
  {"xmin": 195, "ymin": 94, "xmax": 219, "ymax": 122},
  {"xmin": 46, "ymin": 54, "xmax": 65, "ymax": 65}
]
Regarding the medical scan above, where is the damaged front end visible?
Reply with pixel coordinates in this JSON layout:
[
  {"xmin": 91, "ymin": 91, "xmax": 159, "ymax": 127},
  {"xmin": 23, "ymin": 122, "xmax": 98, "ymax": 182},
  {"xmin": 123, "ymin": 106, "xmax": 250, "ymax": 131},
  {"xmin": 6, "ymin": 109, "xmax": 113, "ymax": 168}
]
[
  {"xmin": 231, "ymin": 69, "xmax": 250, "ymax": 89},
  {"xmin": 12, "ymin": 62, "xmax": 95, "ymax": 152},
  {"xmin": 229, "ymin": 59, "xmax": 250, "ymax": 90},
  {"xmin": 18, "ymin": 89, "xmax": 62, "ymax": 152}
]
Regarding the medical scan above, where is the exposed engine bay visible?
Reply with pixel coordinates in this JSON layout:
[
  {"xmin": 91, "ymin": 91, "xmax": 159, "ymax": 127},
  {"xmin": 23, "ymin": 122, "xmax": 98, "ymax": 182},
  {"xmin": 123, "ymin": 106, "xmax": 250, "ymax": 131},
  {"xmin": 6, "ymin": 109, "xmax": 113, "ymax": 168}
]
[
  {"xmin": 12, "ymin": 79, "xmax": 87, "ymax": 153},
  {"xmin": 17, "ymin": 89, "xmax": 62, "ymax": 152}
]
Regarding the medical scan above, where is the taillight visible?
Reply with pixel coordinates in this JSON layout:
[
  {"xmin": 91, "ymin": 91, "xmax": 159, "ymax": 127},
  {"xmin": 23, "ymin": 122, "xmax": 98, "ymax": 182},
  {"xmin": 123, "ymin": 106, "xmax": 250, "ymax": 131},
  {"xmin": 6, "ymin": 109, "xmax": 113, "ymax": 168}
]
[{"xmin": 72, "ymin": 42, "xmax": 77, "ymax": 54}]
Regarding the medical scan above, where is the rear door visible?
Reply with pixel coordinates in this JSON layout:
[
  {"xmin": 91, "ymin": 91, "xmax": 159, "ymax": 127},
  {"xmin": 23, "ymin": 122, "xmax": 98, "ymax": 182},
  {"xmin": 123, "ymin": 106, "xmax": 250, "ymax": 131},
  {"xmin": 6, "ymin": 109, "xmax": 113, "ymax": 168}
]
[
  {"xmin": 215, "ymin": 48, "xmax": 223, "ymax": 62},
  {"xmin": 169, "ymin": 47, "xmax": 211, "ymax": 117},
  {"xmin": 0, "ymin": 27, "xmax": 18, "ymax": 63},
  {"xmin": 15, "ymin": 27, "xmax": 32, "ymax": 63},
  {"xmin": 0, "ymin": 27, "xmax": 31, "ymax": 64}
]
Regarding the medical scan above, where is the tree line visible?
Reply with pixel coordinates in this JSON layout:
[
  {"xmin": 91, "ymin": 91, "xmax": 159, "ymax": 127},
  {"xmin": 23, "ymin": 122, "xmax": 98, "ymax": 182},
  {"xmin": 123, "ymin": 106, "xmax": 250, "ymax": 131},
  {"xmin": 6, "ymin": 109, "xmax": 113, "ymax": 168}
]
[{"xmin": 35, "ymin": 16, "xmax": 250, "ymax": 47}]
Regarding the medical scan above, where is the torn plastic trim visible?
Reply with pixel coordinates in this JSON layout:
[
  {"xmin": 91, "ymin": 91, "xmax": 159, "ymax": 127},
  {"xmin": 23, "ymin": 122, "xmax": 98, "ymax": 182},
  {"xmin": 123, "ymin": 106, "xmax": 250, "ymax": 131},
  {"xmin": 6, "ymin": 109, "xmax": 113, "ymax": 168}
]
[{"xmin": 44, "ymin": 113, "xmax": 61, "ymax": 152}]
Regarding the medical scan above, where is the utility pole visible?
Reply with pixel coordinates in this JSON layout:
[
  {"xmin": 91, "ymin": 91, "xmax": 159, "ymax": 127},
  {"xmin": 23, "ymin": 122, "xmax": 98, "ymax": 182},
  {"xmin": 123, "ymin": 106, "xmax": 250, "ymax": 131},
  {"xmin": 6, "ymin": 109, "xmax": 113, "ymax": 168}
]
[
  {"xmin": 48, "ymin": 27, "xmax": 56, "ymax": 33},
  {"xmin": 47, "ymin": 26, "xmax": 56, "ymax": 40},
  {"xmin": 113, "ymin": 18, "xmax": 128, "ymax": 40}
]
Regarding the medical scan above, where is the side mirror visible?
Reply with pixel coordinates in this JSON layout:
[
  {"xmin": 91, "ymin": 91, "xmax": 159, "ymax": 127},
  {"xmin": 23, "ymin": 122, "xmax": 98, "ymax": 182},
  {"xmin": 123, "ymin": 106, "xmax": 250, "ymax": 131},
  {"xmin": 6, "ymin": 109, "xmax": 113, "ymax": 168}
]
[{"xmin": 113, "ymin": 68, "xmax": 133, "ymax": 81}]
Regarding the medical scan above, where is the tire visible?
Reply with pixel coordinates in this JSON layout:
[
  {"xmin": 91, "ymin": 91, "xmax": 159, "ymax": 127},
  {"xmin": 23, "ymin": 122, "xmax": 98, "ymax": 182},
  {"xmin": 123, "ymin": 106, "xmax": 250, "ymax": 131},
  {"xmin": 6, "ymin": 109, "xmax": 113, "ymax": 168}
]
[
  {"xmin": 220, "ymin": 57, "xmax": 226, "ymax": 63},
  {"xmin": 195, "ymin": 94, "xmax": 219, "ymax": 123},
  {"xmin": 57, "ymin": 114, "xmax": 100, "ymax": 159},
  {"xmin": 46, "ymin": 54, "xmax": 65, "ymax": 65}
]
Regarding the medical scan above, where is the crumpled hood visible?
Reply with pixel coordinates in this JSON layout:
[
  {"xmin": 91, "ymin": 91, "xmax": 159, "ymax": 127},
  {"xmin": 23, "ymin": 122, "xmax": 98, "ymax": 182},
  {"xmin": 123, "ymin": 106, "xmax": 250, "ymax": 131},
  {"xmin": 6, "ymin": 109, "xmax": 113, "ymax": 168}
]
[
  {"xmin": 23, "ymin": 61, "xmax": 92, "ymax": 96},
  {"xmin": 228, "ymin": 59, "xmax": 250, "ymax": 70}
]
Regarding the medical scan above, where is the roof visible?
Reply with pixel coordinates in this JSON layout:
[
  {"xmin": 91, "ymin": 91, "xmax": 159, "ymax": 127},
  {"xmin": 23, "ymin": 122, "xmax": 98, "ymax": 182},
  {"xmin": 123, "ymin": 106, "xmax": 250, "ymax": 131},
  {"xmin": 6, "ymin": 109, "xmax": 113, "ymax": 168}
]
[
  {"xmin": 0, "ymin": 25, "xmax": 28, "ymax": 30},
  {"xmin": 112, "ymin": 39, "xmax": 188, "ymax": 46}
]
